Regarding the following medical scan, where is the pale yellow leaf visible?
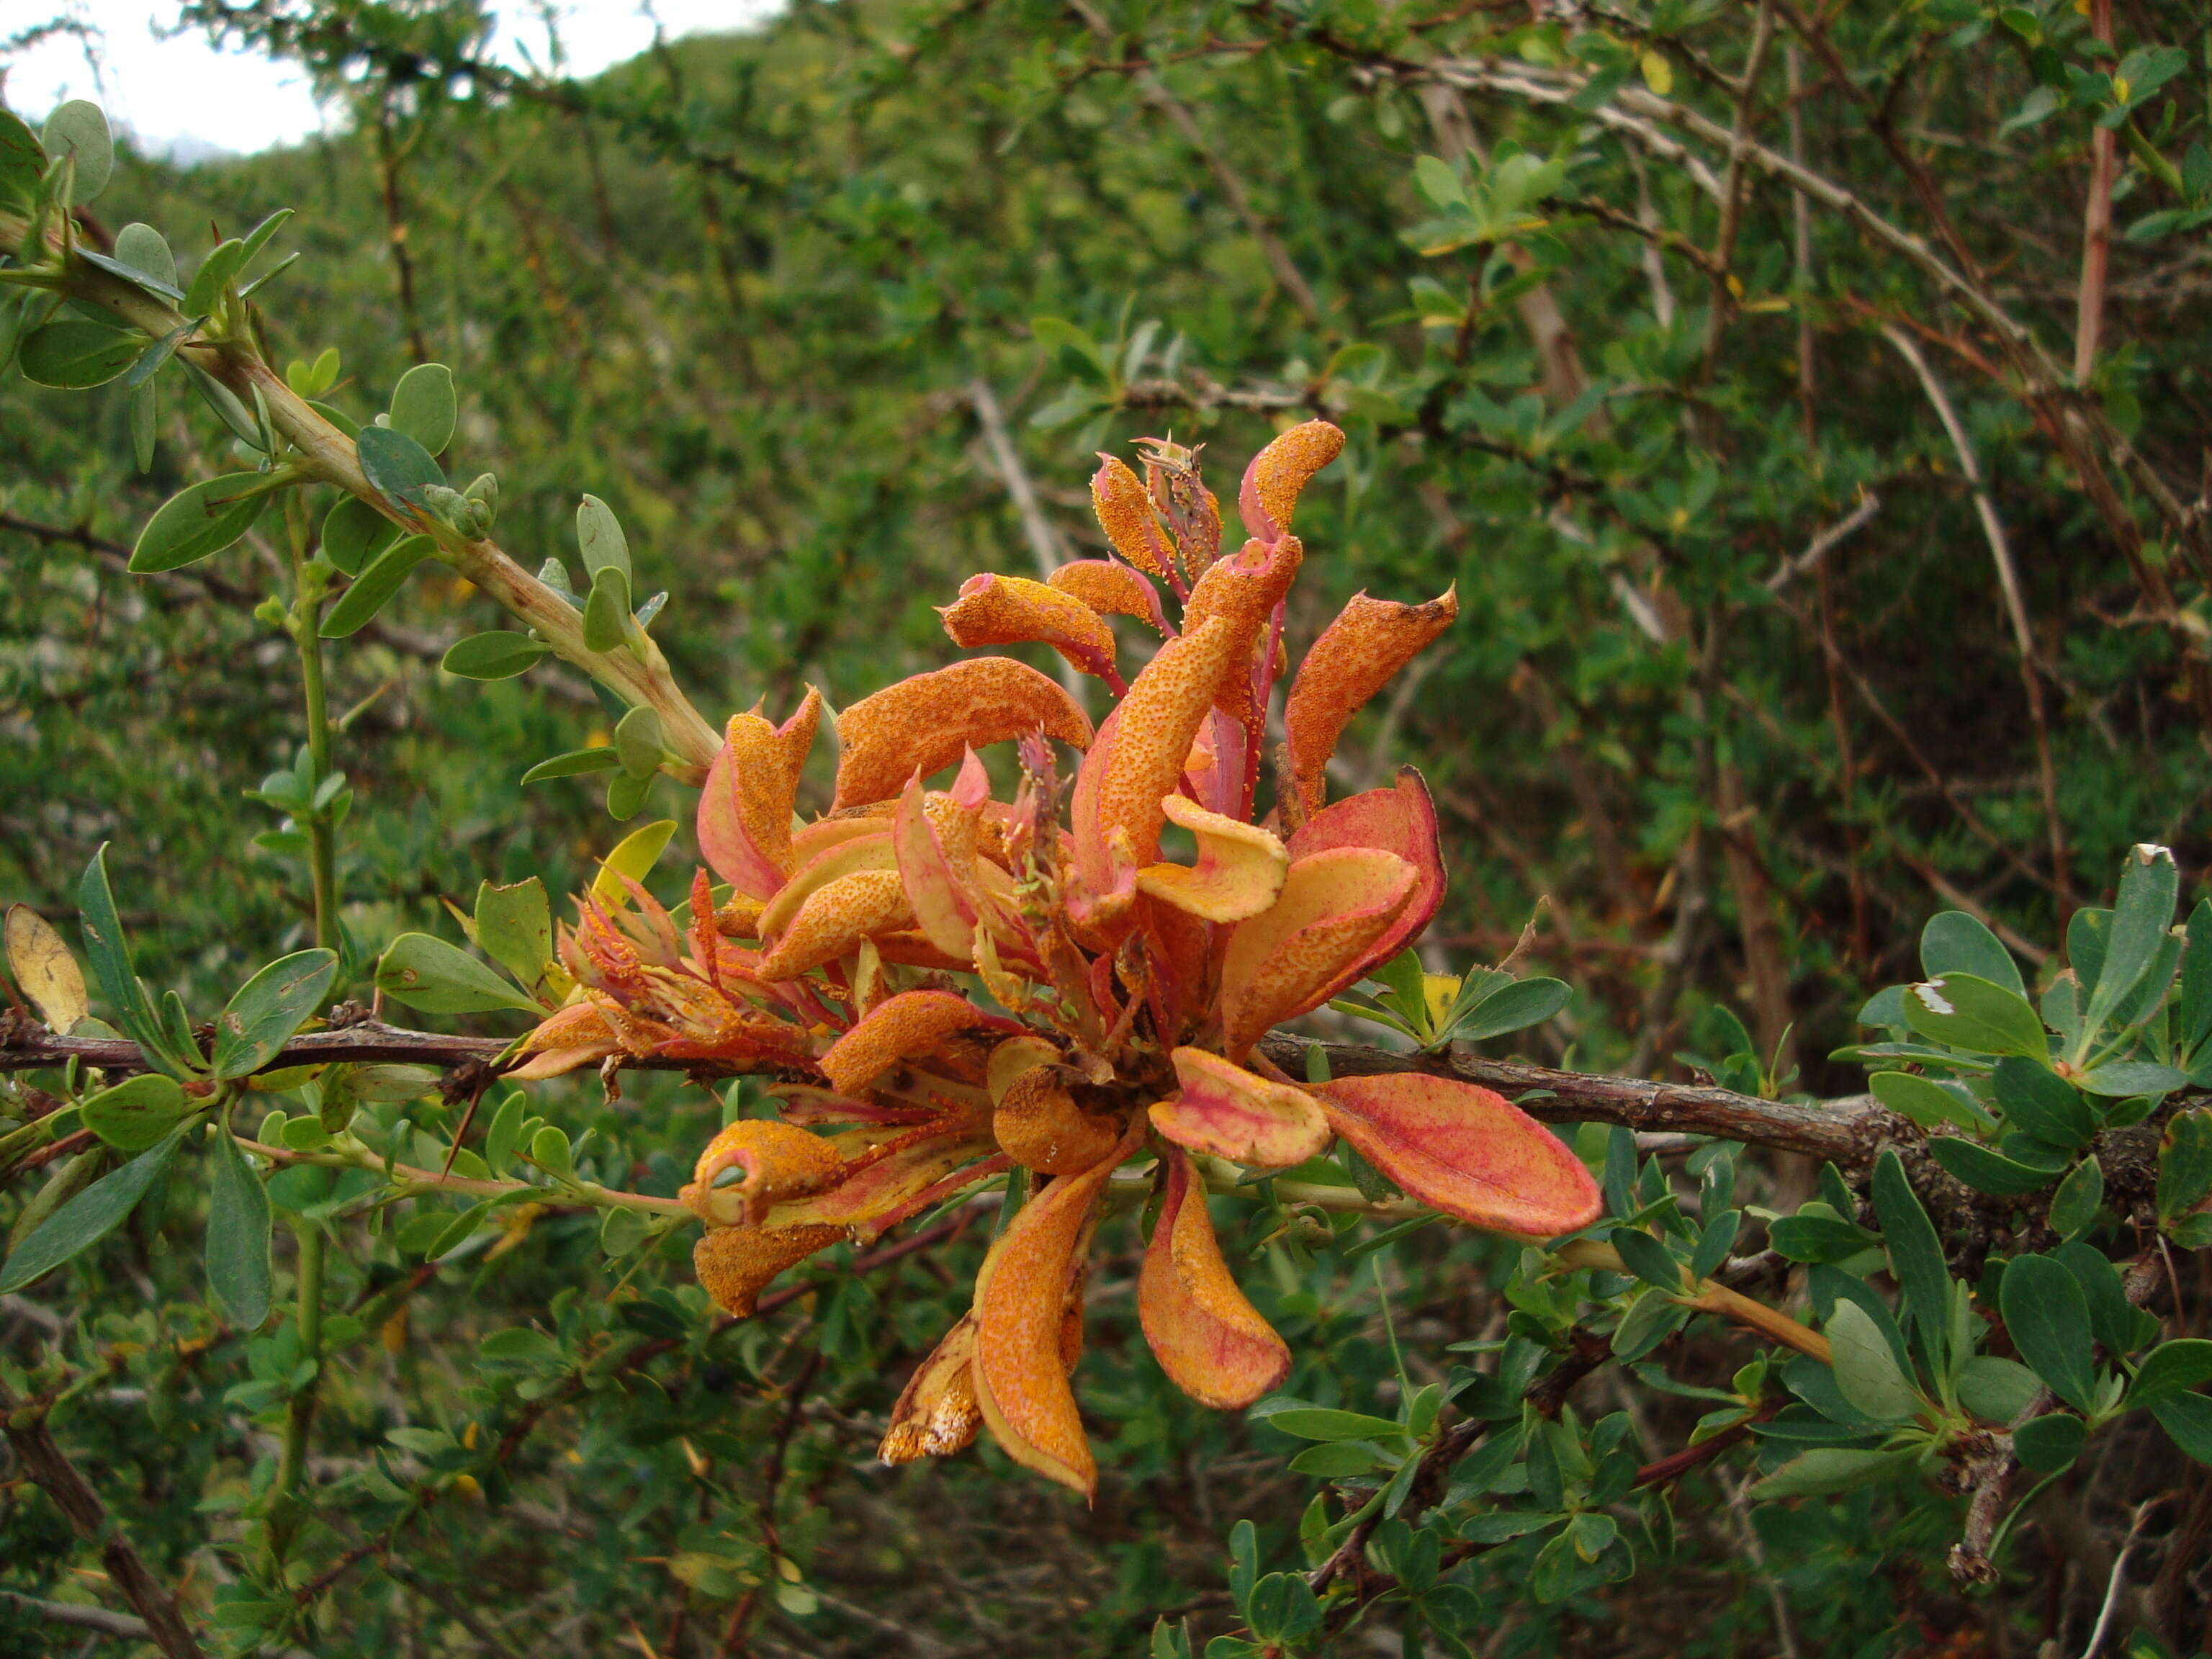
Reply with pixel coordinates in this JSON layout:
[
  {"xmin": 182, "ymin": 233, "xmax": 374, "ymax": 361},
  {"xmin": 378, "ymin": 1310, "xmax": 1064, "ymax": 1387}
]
[{"xmin": 6, "ymin": 903, "xmax": 89, "ymax": 1033}]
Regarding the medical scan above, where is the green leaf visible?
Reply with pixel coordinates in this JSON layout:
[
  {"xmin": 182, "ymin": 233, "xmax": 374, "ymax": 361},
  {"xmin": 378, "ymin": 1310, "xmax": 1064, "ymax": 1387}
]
[
  {"xmin": 184, "ymin": 238, "xmax": 248, "ymax": 316},
  {"xmin": 1286, "ymin": 1440, "xmax": 1390, "ymax": 1477},
  {"xmin": 583, "ymin": 566, "xmax": 633, "ymax": 653},
  {"xmin": 387, "ymin": 363, "xmax": 456, "ymax": 454},
  {"xmin": 321, "ymin": 534, "xmax": 434, "ymax": 637},
  {"xmin": 78, "ymin": 847, "xmax": 189, "ymax": 1074},
  {"xmin": 1262, "ymin": 1408, "xmax": 1409, "ymax": 1442},
  {"xmin": 2078, "ymin": 1060, "xmax": 2189, "ymax": 1098},
  {"xmin": 529, "ymin": 1124, "xmax": 574, "ymax": 1179},
  {"xmin": 1609, "ymin": 1290, "xmax": 1689, "ymax": 1360},
  {"xmin": 591, "ymin": 819, "xmax": 677, "ymax": 902},
  {"xmin": 19, "ymin": 319, "xmax": 142, "ymax": 388},
  {"xmin": 1926, "ymin": 1137, "xmax": 2059, "ymax": 1197},
  {"xmin": 2131, "ymin": 1339, "xmax": 2212, "ymax": 1403},
  {"xmin": 129, "ymin": 379, "xmax": 156, "ymax": 472},
  {"xmin": 2177, "ymin": 899, "xmax": 2212, "ymax": 1053},
  {"xmin": 576, "ymin": 494, "xmax": 631, "ymax": 583},
  {"xmin": 483, "ymin": 1089, "xmax": 527, "ymax": 1175},
  {"xmin": 474, "ymin": 879, "xmax": 551, "ymax": 990},
  {"xmin": 130, "ymin": 475, "xmax": 274, "ymax": 572},
  {"xmin": 1608, "ymin": 1228, "xmax": 1680, "ymax": 1291},
  {"xmin": 2054, "ymin": 1241, "xmax": 2154, "ymax": 1357},
  {"xmin": 0, "ymin": 1131, "xmax": 183, "ymax": 1292},
  {"xmin": 1412, "ymin": 153, "xmax": 1470, "ymax": 212},
  {"xmin": 374, "ymin": 933, "xmax": 541, "ymax": 1015},
  {"xmin": 1990, "ymin": 1057, "xmax": 2092, "ymax": 1148},
  {"xmin": 321, "ymin": 495, "xmax": 400, "ymax": 577},
  {"xmin": 1870, "ymin": 1151, "xmax": 1949, "ymax": 1348},
  {"xmin": 1444, "ymin": 977, "xmax": 1571, "ymax": 1044},
  {"xmin": 2013, "ymin": 1411, "xmax": 2086, "ymax": 1471},
  {"xmin": 1920, "ymin": 911, "xmax": 2025, "ymax": 999},
  {"xmin": 80, "ymin": 1074, "xmax": 194, "ymax": 1151},
  {"xmin": 1869, "ymin": 1071, "xmax": 1993, "ymax": 1133},
  {"xmin": 1826, "ymin": 1300, "xmax": 1920, "ymax": 1423},
  {"xmin": 442, "ymin": 631, "xmax": 548, "ymax": 680},
  {"xmin": 2048, "ymin": 1157, "xmax": 2105, "ymax": 1238},
  {"xmin": 355, "ymin": 423, "xmax": 447, "ymax": 513},
  {"xmin": 1905, "ymin": 973, "xmax": 2048, "ymax": 1058},
  {"xmin": 2084, "ymin": 844, "xmax": 2178, "ymax": 1035},
  {"xmin": 1957, "ymin": 1356, "xmax": 2039, "ymax": 1424},
  {"xmin": 0, "ymin": 107, "xmax": 44, "ymax": 203},
  {"xmin": 1747, "ymin": 1446, "xmax": 1917, "ymax": 1501},
  {"xmin": 521, "ymin": 747, "xmax": 621, "ymax": 783},
  {"xmin": 2148, "ymin": 1391, "xmax": 2212, "ymax": 1465},
  {"xmin": 2158, "ymin": 1108, "xmax": 2212, "ymax": 1224},
  {"xmin": 614, "ymin": 706, "xmax": 665, "ymax": 778},
  {"xmin": 210, "ymin": 948, "xmax": 336, "ymax": 1080},
  {"xmin": 1999, "ymin": 1254, "xmax": 2095, "ymax": 1411},
  {"xmin": 205, "ymin": 1119, "xmax": 273, "ymax": 1328},
  {"xmin": 42, "ymin": 100, "xmax": 113, "ymax": 202}
]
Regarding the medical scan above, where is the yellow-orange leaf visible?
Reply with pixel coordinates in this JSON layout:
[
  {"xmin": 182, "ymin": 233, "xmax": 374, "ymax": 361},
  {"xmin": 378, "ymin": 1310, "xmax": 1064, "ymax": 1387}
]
[
  {"xmin": 1284, "ymin": 768, "xmax": 1446, "ymax": 981},
  {"xmin": 1138, "ymin": 1146, "xmax": 1290, "ymax": 1408},
  {"xmin": 1282, "ymin": 590, "xmax": 1458, "ymax": 814},
  {"xmin": 1081, "ymin": 616, "xmax": 1238, "ymax": 881},
  {"xmin": 881, "ymin": 1313, "xmax": 983, "ymax": 1462},
  {"xmin": 996, "ymin": 1066, "xmax": 1126, "ymax": 1174},
  {"xmin": 820, "ymin": 989, "xmax": 1001, "ymax": 1096},
  {"xmin": 940, "ymin": 573, "xmax": 1120, "ymax": 685},
  {"xmin": 680, "ymin": 1120, "xmax": 845, "ymax": 1227},
  {"xmin": 752, "ymin": 869, "xmax": 914, "ymax": 981},
  {"xmin": 1047, "ymin": 558, "xmax": 1171, "ymax": 637},
  {"xmin": 1089, "ymin": 454, "xmax": 1174, "ymax": 577},
  {"xmin": 693, "ymin": 1222, "xmax": 847, "ymax": 1317},
  {"xmin": 697, "ymin": 689, "xmax": 822, "ymax": 899},
  {"xmin": 4, "ymin": 904, "xmax": 88, "ymax": 1034},
  {"xmin": 1152, "ymin": 1048, "xmax": 1329, "ymax": 1169},
  {"xmin": 1238, "ymin": 418, "xmax": 1344, "ymax": 542},
  {"xmin": 1136, "ymin": 793, "xmax": 1288, "ymax": 923},
  {"xmin": 756, "ymin": 830, "xmax": 896, "ymax": 943},
  {"xmin": 1314, "ymin": 1073, "xmax": 1603, "ymax": 1238},
  {"xmin": 834, "ymin": 657, "xmax": 1092, "ymax": 810},
  {"xmin": 1218, "ymin": 848, "xmax": 1416, "ymax": 1058}
]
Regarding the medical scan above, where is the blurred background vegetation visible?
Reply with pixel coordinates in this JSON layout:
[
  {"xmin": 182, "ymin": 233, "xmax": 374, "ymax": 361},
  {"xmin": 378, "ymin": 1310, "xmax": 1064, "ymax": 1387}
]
[{"xmin": 4, "ymin": 0, "xmax": 2211, "ymax": 1653}]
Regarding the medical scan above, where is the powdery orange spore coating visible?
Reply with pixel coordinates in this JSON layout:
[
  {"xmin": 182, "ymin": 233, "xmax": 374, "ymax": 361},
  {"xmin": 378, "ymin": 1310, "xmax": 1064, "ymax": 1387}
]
[
  {"xmin": 1089, "ymin": 454, "xmax": 1173, "ymax": 577},
  {"xmin": 820, "ymin": 989, "xmax": 994, "ymax": 1096},
  {"xmin": 693, "ymin": 1223, "xmax": 848, "ymax": 1317},
  {"xmin": 1138, "ymin": 1146, "xmax": 1291, "ymax": 1408},
  {"xmin": 994, "ymin": 1067, "xmax": 1126, "ymax": 1174},
  {"xmin": 1179, "ymin": 536, "xmax": 1303, "ymax": 721},
  {"xmin": 1151, "ymin": 1048, "xmax": 1330, "ymax": 1169},
  {"xmin": 1092, "ymin": 616, "xmax": 1239, "ymax": 866},
  {"xmin": 756, "ymin": 831, "xmax": 896, "ymax": 941},
  {"xmin": 697, "ymin": 688, "xmax": 822, "ymax": 896},
  {"xmin": 1218, "ymin": 847, "xmax": 1416, "ymax": 1058},
  {"xmin": 1314, "ymin": 1073, "xmax": 1604, "ymax": 1236},
  {"xmin": 1238, "ymin": 419, "xmax": 1345, "ymax": 541},
  {"xmin": 833, "ymin": 657, "xmax": 1092, "ymax": 810},
  {"xmin": 881, "ymin": 1313, "xmax": 983, "ymax": 1462},
  {"xmin": 939, "ymin": 574, "xmax": 1120, "ymax": 682},
  {"xmin": 681, "ymin": 1120, "xmax": 845, "ymax": 1226},
  {"xmin": 1047, "ymin": 559, "xmax": 1171, "ymax": 637},
  {"xmin": 752, "ymin": 868, "xmax": 916, "ymax": 981},
  {"xmin": 1282, "ymin": 589, "xmax": 1459, "ymax": 813}
]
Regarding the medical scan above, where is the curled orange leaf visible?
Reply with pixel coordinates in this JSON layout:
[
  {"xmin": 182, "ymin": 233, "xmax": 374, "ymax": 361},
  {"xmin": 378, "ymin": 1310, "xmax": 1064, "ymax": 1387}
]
[
  {"xmin": 511, "ymin": 1002, "xmax": 619, "ymax": 1079},
  {"xmin": 995, "ymin": 1066, "xmax": 1126, "ymax": 1174},
  {"xmin": 819, "ymin": 989, "xmax": 1004, "ymax": 1097},
  {"xmin": 894, "ymin": 773, "xmax": 987, "ymax": 963},
  {"xmin": 756, "ymin": 830, "xmax": 896, "ymax": 942},
  {"xmin": 697, "ymin": 689, "xmax": 822, "ymax": 899},
  {"xmin": 1282, "ymin": 590, "xmax": 1458, "ymax": 814},
  {"xmin": 939, "ymin": 573, "xmax": 1122, "ymax": 685},
  {"xmin": 694, "ymin": 1222, "xmax": 847, "ymax": 1317},
  {"xmin": 1218, "ymin": 847, "xmax": 1416, "ymax": 1058},
  {"xmin": 1136, "ymin": 793, "xmax": 1289, "ymax": 924},
  {"xmin": 834, "ymin": 657, "xmax": 1092, "ymax": 810},
  {"xmin": 1079, "ymin": 616, "xmax": 1238, "ymax": 883},
  {"xmin": 1151, "ymin": 1048, "xmax": 1329, "ymax": 1169},
  {"xmin": 1313, "ymin": 1073, "xmax": 1602, "ymax": 1238},
  {"xmin": 681, "ymin": 1120, "xmax": 845, "ymax": 1226},
  {"xmin": 752, "ymin": 868, "xmax": 914, "ymax": 981},
  {"xmin": 881, "ymin": 1313, "xmax": 984, "ymax": 1463},
  {"xmin": 1089, "ymin": 454, "xmax": 1174, "ymax": 577},
  {"xmin": 1138, "ymin": 1146, "xmax": 1290, "ymax": 1408},
  {"xmin": 1047, "ymin": 559, "xmax": 1171, "ymax": 637},
  {"xmin": 1237, "ymin": 418, "xmax": 1344, "ymax": 542}
]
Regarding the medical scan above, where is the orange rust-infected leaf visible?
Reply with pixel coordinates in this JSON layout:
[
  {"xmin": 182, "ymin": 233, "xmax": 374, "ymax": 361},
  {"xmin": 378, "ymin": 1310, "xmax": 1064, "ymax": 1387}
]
[
  {"xmin": 881, "ymin": 1313, "xmax": 984, "ymax": 1463},
  {"xmin": 752, "ymin": 869, "xmax": 915, "ymax": 981},
  {"xmin": 511, "ymin": 1002, "xmax": 620, "ymax": 1079},
  {"xmin": 1313, "ymin": 1073, "xmax": 1602, "ymax": 1238},
  {"xmin": 757, "ymin": 830, "xmax": 896, "ymax": 941},
  {"xmin": 681, "ymin": 1120, "xmax": 845, "ymax": 1227},
  {"xmin": 835, "ymin": 657, "xmax": 1092, "ymax": 810},
  {"xmin": 1138, "ymin": 1147, "xmax": 1290, "ymax": 1408},
  {"xmin": 1152, "ymin": 1049, "xmax": 1329, "ymax": 1169},
  {"xmin": 1047, "ymin": 559, "xmax": 1172, "ymax": 637},
  {"xmin": 1179, "ymin": 536, "xmax": 1303, "ymax": 721},
  {"xmin": 1282, "ymin": 590, "xmax": 1458, "ymax": 814},
  {"xmin": 1218, "ymin": 848, "xmax": 1416, "ymax": 1058},
  {"xmin": 971, "ymin": 1123, "xmax": 1142, "ymax": 1497},
  {"xmin": 770, "ymin": 1128, "xmax": 999, "ymax": 1240},
  {"xmin": 995, "ymin": 1067, "xmax": 1127, "ymax": 1174},
  {"xmin": 940, "ymin": 574, "xmax": 1121, "ymax": 684},
  {"xmin": 1136, "ymin": 793, "xmax": 1288, "ymax": 923},
  {"xmin": 1238, "ymin": 418, "xmax": 1344, "ymax": 542},
  {"xmin": 1285, "ymin": 768, "xmax": 1445, "ymax": 981},
  {"xmin": 988, "ymin": 1033, "xmax": 1063, "ymax": 1102},
  {"xmin": 1082, "ymin": 616, "xmax": 1239, "ymax": 878},
  {"xmin": 820, "ymin": 989, "xmax": 1002, "ymax": 1096},
  {"xmin": 693, "ymin": 1222, "xmax": 847, "ymax": 1317},
  {"xmin": 697, "ymin": 689, "xmax": 822, "ymax": 899},
  {"xmin": 894, "ymin": 776, "xmax": 986, "ymax": 962},
  {"xmin": 1089, "ymin": 454, "xmax": 1174, "ymax": 577}
]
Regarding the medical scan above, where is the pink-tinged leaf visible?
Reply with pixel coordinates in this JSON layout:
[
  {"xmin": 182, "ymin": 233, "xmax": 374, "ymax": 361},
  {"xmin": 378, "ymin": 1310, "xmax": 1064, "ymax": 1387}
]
[
  {"xmin": 894, "ymin": 777, "xmax": 984, "ymax": 963},
  {"xmin": 1153, "ymin": 1048, "xmax": 1329, "ymax": 1168},
  {"xmin": 1139, "ymin": 1146, "xmax": 1290, "ymax": 1408},
  {"xmin": 834, "ymin": 657, "xmax": 1092, "ymax": 810},
  {"xmin": 512, "ymin": 1002, "xmax": 619, "ymax": 1079},
  {"xmin": 881, "ymin": 1313, "xmax": 984, "ymax": 1462},
  {"xmin": 1081, "ymin": 616, "xmax": 1239, "ymax": 878},
  {"xmin": 1180, "ymin": 537, "xmax": 1303, "ymax": 723},
  {"xmin": 1218, "ymin": 848, "xmax": 1416, "ymax": 1058},
  {"xmin": 768, "ymin": 1129, "xmax": 1001, "ymax": 1240},
  {"xmin": 1282, "ymin": 590, "xmax": 1459, "ymax": 814},
  {"xmin": 680, "ymin": 1119, "xmax": 845, "ymax": 1226},
  {"xmin": 971, "ymin": 1123, "xmax": 1143, "ymax": 1496},
  {"xmin": 1237, "ymin": 418, "xmax": 1344, "ymax": 542},
  {"xmin": 757, "ymin": 830, "xmax": 896, "ymax": 943},
  {"xmin": 1048, "ymin": 559, "xmax": 1172, "ymax": 637},
  {"xmin": 752, "ymin": 870, "xmax": 915, "ymax": 981},
  {"xmin": 1136, "ymin": 794, "xmax": 1289, "ymax": 924},
  {"xmin": 1314, "ymin": 1073, "xmax": 1603, "ymax": 1238},
  {"xmin": 1089, "ymin": 454, "xmax": 1174, "ymax": 577},
  {"xmin": 939, "ymin": 573, "xmax": 1122, "ymax": 686},
  {"xmin": 1285, "ymin": 768, "xmax": 1445, "ymax": 982},
  {"xmin": 694, "ymin": 1223, "xmax": 847, "ymax": 1317},
  {"xmin": 788, "ymin": 813, "xmax": 894, "ymax": 870},
  {"xmin": 819, "ymin": 989, "xmax": 1007, "ymax": 1096},
  {"xmin": 697, "ymin": 688, "xmax": 823, "ymax": 899}
]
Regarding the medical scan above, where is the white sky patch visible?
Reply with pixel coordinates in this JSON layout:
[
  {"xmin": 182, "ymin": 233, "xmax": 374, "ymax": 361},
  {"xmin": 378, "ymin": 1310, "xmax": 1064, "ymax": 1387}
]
[{"xmin": 4, "ymin": 1, "xmax": 777, "ymax": 160}]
